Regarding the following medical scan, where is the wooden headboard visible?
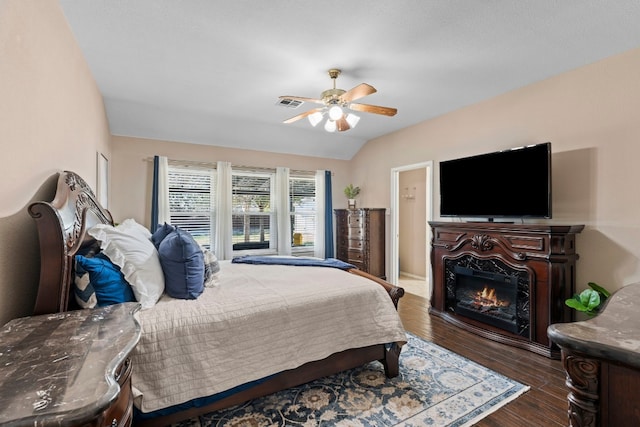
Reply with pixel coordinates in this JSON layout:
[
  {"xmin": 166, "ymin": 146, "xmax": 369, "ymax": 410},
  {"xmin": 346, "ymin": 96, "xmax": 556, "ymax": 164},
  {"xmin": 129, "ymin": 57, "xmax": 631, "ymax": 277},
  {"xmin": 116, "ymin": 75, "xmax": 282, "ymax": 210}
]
[{"xmin": 28, "ymin": 171, "xmax": 114, "ymax": 315}]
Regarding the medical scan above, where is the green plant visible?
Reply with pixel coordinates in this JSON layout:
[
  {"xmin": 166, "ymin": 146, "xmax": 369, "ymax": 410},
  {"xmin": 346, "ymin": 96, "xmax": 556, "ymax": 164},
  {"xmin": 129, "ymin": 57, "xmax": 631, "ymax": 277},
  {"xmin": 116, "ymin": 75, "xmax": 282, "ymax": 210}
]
[
  {"xmin": 343, "ymin": 184, "xmax": 361, "ymax": 199},
  {"xmin": 565, "ymin": 282, "xmax": 612, "ymax": 316}
]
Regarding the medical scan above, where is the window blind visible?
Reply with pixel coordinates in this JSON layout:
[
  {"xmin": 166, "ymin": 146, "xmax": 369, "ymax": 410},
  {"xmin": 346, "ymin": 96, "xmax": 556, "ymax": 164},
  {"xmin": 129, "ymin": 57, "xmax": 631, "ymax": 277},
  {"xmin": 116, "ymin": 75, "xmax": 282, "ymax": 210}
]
[
  {"xmin": 167, "ymin": 166, "xmax": 216, "ymax": 249},
  {"xmin": 231, "ymin": 172, "xmax": 273, "ymax": 250},
  {"xmin": 290, "ymin": 176, "xmax": 316, "ymax": 248}
]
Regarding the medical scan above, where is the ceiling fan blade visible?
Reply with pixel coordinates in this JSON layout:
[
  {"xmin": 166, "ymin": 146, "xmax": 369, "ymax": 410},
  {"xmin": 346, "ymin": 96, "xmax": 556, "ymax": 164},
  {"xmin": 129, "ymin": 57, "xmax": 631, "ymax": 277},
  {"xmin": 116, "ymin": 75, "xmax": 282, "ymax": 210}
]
[
  {"xmin": 340, "ymin": 83, "xmax": 376, "ymax": 103},
  {"xmin": 349, "ymin": 102, "xmax": 397, "ymax": 117},
  {"xmin": 283, "ymin": 108, "xmax": 323, "ymax": 124},
  {"xmin": 336, "ymin": 116, "xmax": 350, "ymax": 132},
  {"xmin": 279, "ymin": 95, "xmax": 325, "ymax": 105}
]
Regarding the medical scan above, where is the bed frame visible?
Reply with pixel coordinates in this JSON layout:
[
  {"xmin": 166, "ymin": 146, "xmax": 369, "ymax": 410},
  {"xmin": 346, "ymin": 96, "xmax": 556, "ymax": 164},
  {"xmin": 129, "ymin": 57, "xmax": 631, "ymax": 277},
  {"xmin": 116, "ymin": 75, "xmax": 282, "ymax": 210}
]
[{"xmin": 28, "ymin": 171, "xmax": 405, "ymax": 426}]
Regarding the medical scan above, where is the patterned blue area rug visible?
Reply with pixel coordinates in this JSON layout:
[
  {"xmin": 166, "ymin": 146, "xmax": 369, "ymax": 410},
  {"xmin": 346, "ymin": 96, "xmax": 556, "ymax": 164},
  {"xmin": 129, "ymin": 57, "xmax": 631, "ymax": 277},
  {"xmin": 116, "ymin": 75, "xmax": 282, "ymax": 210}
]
[{"xmin": 174, "ymin": 333, "xmax": 529, "ymax": 426}]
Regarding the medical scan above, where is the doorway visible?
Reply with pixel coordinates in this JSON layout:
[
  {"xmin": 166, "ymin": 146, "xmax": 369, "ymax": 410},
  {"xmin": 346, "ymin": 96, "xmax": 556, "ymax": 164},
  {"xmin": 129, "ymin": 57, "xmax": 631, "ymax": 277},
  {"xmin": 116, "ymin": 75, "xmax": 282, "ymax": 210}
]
[{"xmin": 389, "ymin": 161, "xmax": 433, "ymax": 299}]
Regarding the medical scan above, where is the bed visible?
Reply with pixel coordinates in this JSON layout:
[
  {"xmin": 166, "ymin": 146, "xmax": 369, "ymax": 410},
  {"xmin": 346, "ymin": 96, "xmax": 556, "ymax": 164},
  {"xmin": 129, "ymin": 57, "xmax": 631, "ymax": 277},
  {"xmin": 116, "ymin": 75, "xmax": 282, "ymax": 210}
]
[{"xmin": 28, "ymin": 171, "xmax": 407, "ymax": 426}]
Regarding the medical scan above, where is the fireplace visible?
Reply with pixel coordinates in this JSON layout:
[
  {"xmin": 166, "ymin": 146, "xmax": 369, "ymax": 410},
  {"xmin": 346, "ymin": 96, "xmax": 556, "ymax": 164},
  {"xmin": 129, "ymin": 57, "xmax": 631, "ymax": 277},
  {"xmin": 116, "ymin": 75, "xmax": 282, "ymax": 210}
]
[
  {"xmin": 430, "ymin": 222, "xmax": 584, "ymax": 359},
  {"xmin": 445, "ymin": 257, "xmax": 532, "ymax": 339},
  {"xmin": 453, "ymin": 266, "xmax": 521, "ymax": 335}
]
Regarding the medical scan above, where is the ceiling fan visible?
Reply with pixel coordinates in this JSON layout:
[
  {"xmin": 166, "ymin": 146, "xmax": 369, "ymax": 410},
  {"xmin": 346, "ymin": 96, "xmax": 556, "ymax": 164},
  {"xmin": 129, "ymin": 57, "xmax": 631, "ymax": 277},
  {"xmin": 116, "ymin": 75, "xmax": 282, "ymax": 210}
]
[{"xmin": 279, "ymin": 69, "xmax": 397, "ymax": 133}]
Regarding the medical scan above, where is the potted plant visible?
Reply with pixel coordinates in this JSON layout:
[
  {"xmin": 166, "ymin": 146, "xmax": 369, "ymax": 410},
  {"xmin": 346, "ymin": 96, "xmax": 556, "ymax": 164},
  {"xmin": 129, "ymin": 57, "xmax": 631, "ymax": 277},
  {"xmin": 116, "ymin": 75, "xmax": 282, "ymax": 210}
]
[
  {"xmin": 565, "ymin": 282, "xmax": 611, "ymax": 317},
  {"xmin": 343, "ymin": 184, "xmax": 360, "ymax": 209}
]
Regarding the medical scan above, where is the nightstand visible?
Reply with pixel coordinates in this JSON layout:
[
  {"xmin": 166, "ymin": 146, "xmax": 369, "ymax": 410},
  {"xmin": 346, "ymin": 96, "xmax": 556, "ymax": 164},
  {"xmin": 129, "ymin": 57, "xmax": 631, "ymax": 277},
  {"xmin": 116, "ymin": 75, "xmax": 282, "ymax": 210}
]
[{"xmin": 0, "ymin": 302, "xmax": 141, "ymax": 427}]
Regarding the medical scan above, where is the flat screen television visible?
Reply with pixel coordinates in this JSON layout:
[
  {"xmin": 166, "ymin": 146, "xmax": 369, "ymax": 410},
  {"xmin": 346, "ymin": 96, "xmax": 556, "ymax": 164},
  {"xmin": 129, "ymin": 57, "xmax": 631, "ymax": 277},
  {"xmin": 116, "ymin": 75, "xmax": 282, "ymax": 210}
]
[{"xmin": 439, "ymin": 142, "xmax": 552, "ymax": 220}]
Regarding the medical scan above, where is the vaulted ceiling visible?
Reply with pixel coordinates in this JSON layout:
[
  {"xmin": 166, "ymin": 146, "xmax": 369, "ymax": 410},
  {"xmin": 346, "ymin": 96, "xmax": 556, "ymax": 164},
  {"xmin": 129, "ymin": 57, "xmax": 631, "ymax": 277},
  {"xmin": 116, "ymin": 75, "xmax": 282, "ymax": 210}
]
[{"xmin": 59, "ymin": 1, "xmax": 640, "ymax": 159}]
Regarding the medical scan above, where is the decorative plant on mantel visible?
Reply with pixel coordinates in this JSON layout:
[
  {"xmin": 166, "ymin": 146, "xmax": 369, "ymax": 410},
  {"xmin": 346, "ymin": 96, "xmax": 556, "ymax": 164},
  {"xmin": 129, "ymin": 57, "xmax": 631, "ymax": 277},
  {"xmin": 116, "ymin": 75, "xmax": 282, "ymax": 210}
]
[
  {"xmin": 565, "ymin": 282, "xmax": 612, "ymax": 316},
  {"xmin": 344, "ymin": 184, "xmax": 361, "ymax": 209}
]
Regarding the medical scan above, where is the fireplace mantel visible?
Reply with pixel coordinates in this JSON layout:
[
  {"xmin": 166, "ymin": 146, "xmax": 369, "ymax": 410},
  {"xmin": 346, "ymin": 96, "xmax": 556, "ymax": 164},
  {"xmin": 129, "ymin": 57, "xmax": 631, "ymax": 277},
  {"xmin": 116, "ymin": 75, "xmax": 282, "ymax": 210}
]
[{"xmin": 429, "ymin": 221, "xmax": 584, "ymax": 358}]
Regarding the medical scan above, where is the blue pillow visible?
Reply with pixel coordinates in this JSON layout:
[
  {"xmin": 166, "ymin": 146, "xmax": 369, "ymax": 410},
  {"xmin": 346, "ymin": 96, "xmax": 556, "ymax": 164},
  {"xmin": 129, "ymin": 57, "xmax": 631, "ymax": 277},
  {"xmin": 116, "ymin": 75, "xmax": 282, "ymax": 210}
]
[
  {"xmin": 74, "ymin": 259, "xmax": 97, "ymax": 308},
  {"xmin": 158, "ymin": 228, "xmax": 204, "ymax": 299},
  {"xmin": 73, "ymin": 243, "xmax": 102, "ymax": 308},
  {"xmin": 75, "ymin": 253, "xmax": 136, "ymax": 307},
  {"xmin": 151, "ymin": 222, "xmax": 175, "ymax": 249}
]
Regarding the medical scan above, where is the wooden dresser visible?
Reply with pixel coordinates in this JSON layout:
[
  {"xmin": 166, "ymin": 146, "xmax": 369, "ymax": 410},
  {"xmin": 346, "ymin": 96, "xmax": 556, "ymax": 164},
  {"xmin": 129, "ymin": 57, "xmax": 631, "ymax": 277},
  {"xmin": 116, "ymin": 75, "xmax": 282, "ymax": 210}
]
[
  {"xmin": 335, "ymin": 208, "xmax": 386, "ymax": 278},
  {"xmin": 0, "ymin": 302, "xmax": 141, "ymax": 427}
]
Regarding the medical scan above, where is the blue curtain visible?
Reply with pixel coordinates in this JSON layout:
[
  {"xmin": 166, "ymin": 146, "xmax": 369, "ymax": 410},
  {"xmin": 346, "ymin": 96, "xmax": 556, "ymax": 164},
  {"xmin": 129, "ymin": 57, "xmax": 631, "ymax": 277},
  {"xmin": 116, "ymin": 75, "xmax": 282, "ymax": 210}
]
[
  {"xmin": 324, "ymin": 170, "xmax": 334, "ymax": 258},
  {"xmin": 151, "ymin": 155, "xmax": 160, "ymax": 232}
]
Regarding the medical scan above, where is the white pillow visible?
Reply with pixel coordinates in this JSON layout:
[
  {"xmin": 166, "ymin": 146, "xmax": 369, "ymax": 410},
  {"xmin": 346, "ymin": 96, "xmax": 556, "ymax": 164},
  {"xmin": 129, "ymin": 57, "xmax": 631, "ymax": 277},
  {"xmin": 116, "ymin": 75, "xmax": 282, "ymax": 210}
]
[{"xmin": 88, "ymin": 219, "xmax": 164, "ymax": 309}]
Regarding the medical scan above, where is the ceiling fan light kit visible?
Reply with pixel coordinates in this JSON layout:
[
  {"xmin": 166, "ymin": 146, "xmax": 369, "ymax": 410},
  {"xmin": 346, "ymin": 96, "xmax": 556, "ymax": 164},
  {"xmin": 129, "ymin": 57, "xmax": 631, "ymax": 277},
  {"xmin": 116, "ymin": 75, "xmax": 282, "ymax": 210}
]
[
  {"xmin": 308, "ymin": 111, "xmax": 324, "ymax": 127},
  {"xmin": 280, "ymin": 68, "xmax": 397, "ymax": 133},
  {"xmin": 328, "ymin": 105, "xmax": 343, "ymax": 121},
  {"xmin": 346, "ymin": 113, "xmax": 360, "ymax": 128},
  {"xmin": 324, "ymin": 119, "xmax": 337, "ymax": 133}
]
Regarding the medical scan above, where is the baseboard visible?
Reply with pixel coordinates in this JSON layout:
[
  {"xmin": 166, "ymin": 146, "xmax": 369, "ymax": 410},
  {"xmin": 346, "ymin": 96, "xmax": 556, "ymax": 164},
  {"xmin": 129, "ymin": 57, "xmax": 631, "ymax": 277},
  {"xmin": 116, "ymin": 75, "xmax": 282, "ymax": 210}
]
[{"xmin": 399, "ymin": 271, "xmax": 426, "ymax": 281}]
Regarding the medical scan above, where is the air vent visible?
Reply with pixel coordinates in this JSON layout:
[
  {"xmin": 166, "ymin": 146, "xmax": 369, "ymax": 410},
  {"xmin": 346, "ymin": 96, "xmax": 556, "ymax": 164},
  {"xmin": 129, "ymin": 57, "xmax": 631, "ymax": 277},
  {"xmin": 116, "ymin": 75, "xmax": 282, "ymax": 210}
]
[{"xmin": 277, "ymin": 98, "xmax": 303, "ymax": 108}]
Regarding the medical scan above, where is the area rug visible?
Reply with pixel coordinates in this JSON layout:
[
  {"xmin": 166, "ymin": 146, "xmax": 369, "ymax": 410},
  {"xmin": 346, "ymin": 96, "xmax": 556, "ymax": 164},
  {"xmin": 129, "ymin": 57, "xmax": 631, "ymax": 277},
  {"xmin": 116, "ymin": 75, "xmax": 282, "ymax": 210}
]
[{"xmin": 173, "ymin": 333, "xmax": 529, "ymax": 426}]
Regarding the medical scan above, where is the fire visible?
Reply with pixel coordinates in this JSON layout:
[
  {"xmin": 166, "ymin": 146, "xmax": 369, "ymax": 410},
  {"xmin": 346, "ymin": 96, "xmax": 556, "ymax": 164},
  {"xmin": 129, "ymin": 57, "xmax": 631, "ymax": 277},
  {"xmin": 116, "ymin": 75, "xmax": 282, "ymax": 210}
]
[{"xmin": 474, "ymin": 286, "xmax": 509, "ymax": 308}]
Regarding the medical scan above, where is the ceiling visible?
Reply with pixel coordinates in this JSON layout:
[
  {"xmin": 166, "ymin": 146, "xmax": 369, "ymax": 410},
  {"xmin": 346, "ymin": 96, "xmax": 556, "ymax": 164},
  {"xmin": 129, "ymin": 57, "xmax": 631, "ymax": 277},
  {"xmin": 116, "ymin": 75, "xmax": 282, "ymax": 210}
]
[{"xmin": 59, "ymin": 1, "xmax": 640, "ymax": 160}]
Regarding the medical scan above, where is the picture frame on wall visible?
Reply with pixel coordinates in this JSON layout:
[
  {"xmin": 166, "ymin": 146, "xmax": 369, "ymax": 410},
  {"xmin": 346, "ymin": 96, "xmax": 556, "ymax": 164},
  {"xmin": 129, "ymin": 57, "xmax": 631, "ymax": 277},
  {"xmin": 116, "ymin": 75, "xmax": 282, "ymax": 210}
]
[{"xmin": 97, "ymin": 152, "xmax": 109, "ymax": 209}]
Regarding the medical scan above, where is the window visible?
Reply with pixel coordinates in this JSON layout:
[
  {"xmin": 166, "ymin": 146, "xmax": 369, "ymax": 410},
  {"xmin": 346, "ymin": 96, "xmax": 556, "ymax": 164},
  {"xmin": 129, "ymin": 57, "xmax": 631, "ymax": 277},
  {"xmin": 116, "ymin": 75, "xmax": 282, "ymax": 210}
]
[
  {"xmin": 166, "ymin": 164, "xmax": 318, "ymax": 255},
  {"xmin": 290, "ymin": 176, "xmax": 316, "ymax": 251},
  {"xmin": 167, "ymin": 166, "xmax": 216, "ymax": 249},
  {"xmin": 231, "ymin": 172, "xmax": 274, "ymax": 252}
]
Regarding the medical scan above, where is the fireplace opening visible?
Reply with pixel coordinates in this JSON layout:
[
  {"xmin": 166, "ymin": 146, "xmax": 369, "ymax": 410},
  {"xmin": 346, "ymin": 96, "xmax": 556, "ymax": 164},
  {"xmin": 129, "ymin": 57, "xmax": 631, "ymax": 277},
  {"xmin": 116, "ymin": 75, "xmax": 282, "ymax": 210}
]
[{"xmin": 453, "ymin": 266, "xmax": 519, "ymax": 334}]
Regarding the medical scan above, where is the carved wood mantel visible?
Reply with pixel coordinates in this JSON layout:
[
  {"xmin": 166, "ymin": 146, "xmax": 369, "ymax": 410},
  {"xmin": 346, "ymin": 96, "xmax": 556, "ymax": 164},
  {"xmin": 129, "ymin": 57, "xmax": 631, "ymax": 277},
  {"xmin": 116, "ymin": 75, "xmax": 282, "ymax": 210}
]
[{"xmin": 429, "ymin": 221, "xmax": 584, "ymax": 358}]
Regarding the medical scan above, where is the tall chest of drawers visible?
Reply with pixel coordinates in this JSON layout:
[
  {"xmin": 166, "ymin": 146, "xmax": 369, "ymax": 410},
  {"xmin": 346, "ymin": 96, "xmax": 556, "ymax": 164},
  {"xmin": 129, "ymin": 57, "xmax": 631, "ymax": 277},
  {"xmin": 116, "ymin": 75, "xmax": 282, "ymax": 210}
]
[{"xmin": 335, "ymin": 208, "xmax": 386, "ymax": 278}]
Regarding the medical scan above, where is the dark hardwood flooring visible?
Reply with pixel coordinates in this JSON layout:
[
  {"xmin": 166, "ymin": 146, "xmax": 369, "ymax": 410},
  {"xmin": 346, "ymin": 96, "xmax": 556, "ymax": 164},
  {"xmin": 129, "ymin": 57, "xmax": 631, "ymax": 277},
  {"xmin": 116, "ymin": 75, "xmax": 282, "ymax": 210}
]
[{"xmin": 398, "ymin": 292, "xmax": 569, "ymax": 426}]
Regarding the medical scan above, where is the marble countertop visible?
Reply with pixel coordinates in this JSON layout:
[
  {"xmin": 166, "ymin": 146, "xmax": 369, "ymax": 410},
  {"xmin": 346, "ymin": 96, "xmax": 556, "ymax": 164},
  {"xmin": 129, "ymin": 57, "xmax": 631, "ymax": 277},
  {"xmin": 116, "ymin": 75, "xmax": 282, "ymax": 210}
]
[
  {"xmin": 0, "ymin": 302, "xmax": 141, "ymax": 426},
  {"xmin": 548, "ymin": 283, "xmax": 640, "ymax": 368}
]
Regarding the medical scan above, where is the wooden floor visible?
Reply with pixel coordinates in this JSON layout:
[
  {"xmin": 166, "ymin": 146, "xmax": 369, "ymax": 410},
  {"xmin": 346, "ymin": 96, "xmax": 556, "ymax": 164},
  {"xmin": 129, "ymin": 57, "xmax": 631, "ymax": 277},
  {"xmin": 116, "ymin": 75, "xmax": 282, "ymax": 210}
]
[{"xmin": 398, "ymin": 292, "xmax": 569, "ymax": 427}]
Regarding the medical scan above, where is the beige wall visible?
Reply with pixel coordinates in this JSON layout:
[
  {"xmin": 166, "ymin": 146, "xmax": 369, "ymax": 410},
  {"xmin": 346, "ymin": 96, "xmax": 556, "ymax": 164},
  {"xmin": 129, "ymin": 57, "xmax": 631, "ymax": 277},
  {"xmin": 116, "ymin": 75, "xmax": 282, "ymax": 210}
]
[
  {"xmin": 351, "ymin": 47, "xmax": 640, "ymax": 293},
  {"xmin": 0, "ymin": 0, "xmax": 110, "ymax": 324},
  {"xmin": 110, "ymin": 136, "xmax": 351, "ymax": 228}
]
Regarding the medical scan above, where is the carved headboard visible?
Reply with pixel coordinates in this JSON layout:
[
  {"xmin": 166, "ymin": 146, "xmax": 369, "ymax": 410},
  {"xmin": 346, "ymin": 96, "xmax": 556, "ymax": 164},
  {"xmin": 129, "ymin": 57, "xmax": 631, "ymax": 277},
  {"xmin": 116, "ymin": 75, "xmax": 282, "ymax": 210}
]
[{"xmin": 28, "ymin": 171, "xmax": 114, "ymax": 315}]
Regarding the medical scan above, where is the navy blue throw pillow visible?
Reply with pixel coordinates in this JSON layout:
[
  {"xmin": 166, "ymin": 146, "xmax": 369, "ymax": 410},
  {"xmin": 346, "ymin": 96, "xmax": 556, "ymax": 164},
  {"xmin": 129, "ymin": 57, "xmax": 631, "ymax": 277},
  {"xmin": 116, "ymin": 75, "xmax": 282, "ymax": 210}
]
[
  {"xmin": 75, "ymin": 253, "xmax": 136, "ymax": 307},
  {"xmin": 151, "ymin": 222, "xmax": 176, "ymax": 249},
  {"xmin": 158, "ymin": 228, "xmax": 205, "ymax": 299}
]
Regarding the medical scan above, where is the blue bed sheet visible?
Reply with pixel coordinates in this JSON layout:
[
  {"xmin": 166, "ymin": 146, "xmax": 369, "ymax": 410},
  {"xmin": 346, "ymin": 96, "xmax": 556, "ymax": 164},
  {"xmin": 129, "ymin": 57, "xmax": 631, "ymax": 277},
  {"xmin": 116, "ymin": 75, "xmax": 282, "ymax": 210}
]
[{"xmin": 231, "ymin": 255, "xmax": 355, "ymax": 270}]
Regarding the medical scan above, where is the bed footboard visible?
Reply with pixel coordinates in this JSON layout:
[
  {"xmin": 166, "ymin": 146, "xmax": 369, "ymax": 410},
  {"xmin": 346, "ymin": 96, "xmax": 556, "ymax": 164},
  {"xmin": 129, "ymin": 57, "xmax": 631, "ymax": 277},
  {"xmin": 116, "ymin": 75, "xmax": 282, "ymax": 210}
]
[
  {"xmin": 347, "ymin": 268, "xmax": 405, "ymax": 308},
  {"xmin": 133, "ymin": 342, "xmax": 402, "ymax": 427}
]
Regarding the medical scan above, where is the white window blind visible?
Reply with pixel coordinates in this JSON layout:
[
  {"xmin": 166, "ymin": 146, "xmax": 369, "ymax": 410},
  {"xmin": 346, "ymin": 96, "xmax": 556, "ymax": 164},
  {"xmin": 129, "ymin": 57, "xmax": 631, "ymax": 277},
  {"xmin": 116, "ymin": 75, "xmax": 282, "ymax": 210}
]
[
  {"xmin": 167, "ymin": 166, "xmax": 216, "ymax": 249},
  {"xmin": 231, "ymin": 172, "xmax": 274, "ymax": 251},
  {"xmin": 290, "ymin": 176, "xmax": 316, "ymax": 249}
]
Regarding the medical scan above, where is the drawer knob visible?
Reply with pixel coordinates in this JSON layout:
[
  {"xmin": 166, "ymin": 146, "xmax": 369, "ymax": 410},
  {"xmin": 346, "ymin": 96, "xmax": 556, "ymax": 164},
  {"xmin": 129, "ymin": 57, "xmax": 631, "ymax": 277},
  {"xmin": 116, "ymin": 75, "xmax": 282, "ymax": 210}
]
[{"xmin": 111, "ymin": 419, "xmax": 118, "ymax": 427}]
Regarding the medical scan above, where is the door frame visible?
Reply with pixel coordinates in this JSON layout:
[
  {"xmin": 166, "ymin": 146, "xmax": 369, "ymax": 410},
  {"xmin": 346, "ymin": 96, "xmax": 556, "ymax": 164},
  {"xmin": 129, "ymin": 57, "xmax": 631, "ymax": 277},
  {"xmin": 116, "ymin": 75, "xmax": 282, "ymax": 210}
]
[{"xmin": 389, "ymin": 161, "xmax": 433, "ymax": 295}]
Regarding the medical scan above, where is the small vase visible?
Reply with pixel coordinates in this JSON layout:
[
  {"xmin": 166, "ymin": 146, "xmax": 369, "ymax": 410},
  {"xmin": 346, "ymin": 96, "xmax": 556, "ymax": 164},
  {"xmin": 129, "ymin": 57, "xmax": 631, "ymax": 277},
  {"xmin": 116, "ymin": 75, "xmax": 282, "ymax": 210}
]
[{"xmin": 348, "ymin": 198, "xmax": 356, "ymax": 209}]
